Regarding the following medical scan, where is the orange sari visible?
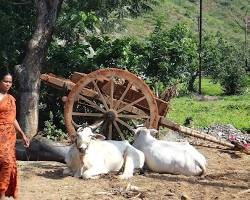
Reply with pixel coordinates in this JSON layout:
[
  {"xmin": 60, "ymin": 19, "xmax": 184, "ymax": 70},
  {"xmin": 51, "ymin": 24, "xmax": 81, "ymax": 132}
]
[{"xmin": 0, "ymin": 94, "xmax": 17, "ymax": 199}]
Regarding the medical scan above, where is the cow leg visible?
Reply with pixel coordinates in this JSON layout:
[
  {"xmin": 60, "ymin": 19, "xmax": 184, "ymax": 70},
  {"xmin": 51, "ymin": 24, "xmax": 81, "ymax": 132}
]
[
  {"xmin": 73, "ymin": 168, "xmax": 84, "ymax": 178},
  {"xmin": 63, "ymin": 168, "xmax": 73, "ymax": 176},
  {"xmin": 82, "ymin": 168, "xmax": 108, "ymax": 179},
  {"xmin": 119, "ymin": 153, "xmax": 135, "ymax": 179},
  {"xmin": 63, "ymin": 167, "xmax": 82, "ymax": 178}
]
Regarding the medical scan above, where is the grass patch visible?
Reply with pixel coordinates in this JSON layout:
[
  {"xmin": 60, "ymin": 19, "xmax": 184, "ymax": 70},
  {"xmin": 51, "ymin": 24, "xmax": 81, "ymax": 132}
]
[
  {"xmin": 167, "ymin": 76, "xmax": 250, "ymax": 133},
  {"xmin": 194, "ymin": 78, "xmax": 223, "ymax": 96},
  {"xmin": 167, "ymin": 94, "xmax": 250, "ymax": 132}
]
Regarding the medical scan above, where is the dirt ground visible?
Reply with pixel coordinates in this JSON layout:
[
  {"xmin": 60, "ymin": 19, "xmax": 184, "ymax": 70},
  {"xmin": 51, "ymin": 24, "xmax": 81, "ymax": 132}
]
[{"xmin": 14, "ymin": 145, "xmax": 250, "ymax": 200}]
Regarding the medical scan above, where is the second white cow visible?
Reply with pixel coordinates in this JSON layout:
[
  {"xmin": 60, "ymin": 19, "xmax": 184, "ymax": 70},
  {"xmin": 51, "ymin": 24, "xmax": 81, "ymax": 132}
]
[
  {"xmin": 132, "ymin": 127, "xmax": 207, "ymax": 176},
  {"xmin": 63, "ymin": 126, "xmax": 145, "ymax": 179}
]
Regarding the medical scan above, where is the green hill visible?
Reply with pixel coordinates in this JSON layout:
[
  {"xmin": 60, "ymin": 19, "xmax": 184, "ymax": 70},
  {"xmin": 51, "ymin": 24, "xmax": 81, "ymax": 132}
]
[{"xmin": 122, "ymin": 0, "xmax": 249, "ymax": 42}]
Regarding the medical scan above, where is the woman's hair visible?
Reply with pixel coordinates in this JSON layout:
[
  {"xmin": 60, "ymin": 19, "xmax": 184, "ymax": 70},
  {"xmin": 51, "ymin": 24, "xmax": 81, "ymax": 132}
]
[{"xmin": 0, "ymin": 66, "xmax": 12, "ymax": 81}]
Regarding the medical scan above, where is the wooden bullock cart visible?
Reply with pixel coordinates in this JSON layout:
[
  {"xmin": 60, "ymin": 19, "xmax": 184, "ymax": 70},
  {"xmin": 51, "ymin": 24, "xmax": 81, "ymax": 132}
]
[{"xmin": 40, "ymin": 68, "xmax": 248, "ymax": 153}]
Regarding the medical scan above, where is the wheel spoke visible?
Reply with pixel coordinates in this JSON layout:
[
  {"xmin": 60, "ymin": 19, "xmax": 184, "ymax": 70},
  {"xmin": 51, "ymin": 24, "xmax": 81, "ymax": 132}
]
[
  {"xmin": 108, "ymin": 123, "xmax": 112, "ymax": 140},
  {"xmin": 99, "ymin": 120, "xmax": 108, "ymax": 136},
  {"xmin": 114, "ymin": 81, "xmax": 133, "ymax": 110},
  {"xmin": 117, "ymin": 96, "xmax": 146, "ymax": 113},
  {"xmin": 92, "ymin": 80, "xmax": 109, "ymax": 111},
  {"xmin": 110, "ymin": 77, "xmax": 114, "ymax": 109},
  {"xmin": 116, "ymin": 118, "xmax": 134, "ymax": 132},
  {"xmin": 72, "ymin": 112, "xmax": 103, "ymax": 117},
  {"xmin": 78, "ymin": 95, "xmax": 105, "ymax": 113},
  {"xmin": 113, "ymin": 121, "xmax": 125, "ymax": 140},
  {"xmin": 118, "ymin": 114, "xmax": 150, "ymax": 120}
]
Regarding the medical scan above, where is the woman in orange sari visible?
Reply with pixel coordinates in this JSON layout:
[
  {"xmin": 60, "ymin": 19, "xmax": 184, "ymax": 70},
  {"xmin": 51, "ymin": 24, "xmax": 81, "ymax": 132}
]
[{"xmin": 0, "ymin": 69, "xmax": 29, "ymax": 200}]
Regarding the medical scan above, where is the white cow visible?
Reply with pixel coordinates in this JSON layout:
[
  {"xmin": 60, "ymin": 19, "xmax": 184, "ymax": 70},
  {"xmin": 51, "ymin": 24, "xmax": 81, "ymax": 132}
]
[
  {"xmin": 132, "ymin": 127, "xmax": 207, "ymax": 176},
  {"xmin": 63, "ymin": 126, "xmax": 145, "ymax": 179}
]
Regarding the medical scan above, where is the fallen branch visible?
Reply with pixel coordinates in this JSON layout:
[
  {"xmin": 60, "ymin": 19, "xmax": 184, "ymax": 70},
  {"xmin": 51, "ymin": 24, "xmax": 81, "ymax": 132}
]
[{"xmin": 16, "ymin": 135, "xmax": 70, "ymax": 163}]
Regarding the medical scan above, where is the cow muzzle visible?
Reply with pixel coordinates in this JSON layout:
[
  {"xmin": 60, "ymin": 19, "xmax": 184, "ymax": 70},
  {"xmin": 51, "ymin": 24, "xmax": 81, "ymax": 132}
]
[
  {"xmin": 78, "ymin": 147, "xmax": 86, "ymax": 153},
  {"xmin": 77, "ymin": 143, "xmax": 88, "ymax": 154}
]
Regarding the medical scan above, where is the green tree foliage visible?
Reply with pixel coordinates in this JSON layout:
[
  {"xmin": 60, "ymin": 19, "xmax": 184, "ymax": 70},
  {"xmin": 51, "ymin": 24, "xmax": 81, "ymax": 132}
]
[
  {"xmin": 143, "ymin": 22, "xmax": 171, "ymax": 83},
  {"xmin": 91, "ymin": 37, "xmax": 145, "ymax": 74},
  {"xmin": 216, "ymin": 46, "xmax": 247, "ymax": 95},
  {"xmin": 166, "ymin": 23, "xmax": 198, "ymax": 91},
  {"xmin": 63, "ymin": 0, "xmax": 159, "ymax": 31},
  {"xmin": 203, "ymin": 32, "xmax": 247, "ymax": 94},
  {"xmin": 45, "ymin": 0, "xmax": 161, "ymax": 75},
  {"xmin": 144, "ymin": 22, "xmax": 198, "ymax": 92},
  {"xmin": 203, "ymin": 32, "xmax": 247, "ymax": 95},
  {"xmin": 0, "ymin": 1, "xmax": 35, "ymax": 67},
  {"xmin": 202, "ymin": 33, "xmax": 222, "ymax": 80},
  {"xmin": 45, "ymin": 11, "xmax": 100, "ymax": 76},
  {"xmin": 247, "ymin": 48, "xmax": 250, "ymax": 72}
]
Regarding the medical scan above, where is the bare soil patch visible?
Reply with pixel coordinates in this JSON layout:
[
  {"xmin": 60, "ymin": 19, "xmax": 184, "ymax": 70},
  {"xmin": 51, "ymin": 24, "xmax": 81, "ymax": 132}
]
[{"xmin": 15, "ymin": 146, "xmax": 250, "ymax": 200}]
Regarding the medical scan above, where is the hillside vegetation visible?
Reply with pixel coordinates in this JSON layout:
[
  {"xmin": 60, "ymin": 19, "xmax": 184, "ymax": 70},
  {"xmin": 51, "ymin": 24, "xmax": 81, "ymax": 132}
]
[
  {"xmin": 117, "ymin": 0, "xmax": 250, "ymax": 132},
  {"xmin": 122, "ymin": 0, "xmax": 249, "ymax": 42}
]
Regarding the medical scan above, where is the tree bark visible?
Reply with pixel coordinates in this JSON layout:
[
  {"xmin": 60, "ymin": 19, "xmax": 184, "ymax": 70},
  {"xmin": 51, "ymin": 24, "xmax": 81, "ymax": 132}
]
[{"xmin": 15, "ymin": 0, "xmax": 63, "ymax": 138}]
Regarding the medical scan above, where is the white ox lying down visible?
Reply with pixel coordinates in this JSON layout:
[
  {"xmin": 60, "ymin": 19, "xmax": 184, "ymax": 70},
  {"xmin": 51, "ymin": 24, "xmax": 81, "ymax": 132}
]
[
  {"xmin": 63, "ymin": 125, "xmax": 145, "ymax": 179},
  {"xmin": 132, "ymin": 127, "xmax": 207, "ymax": 176}
]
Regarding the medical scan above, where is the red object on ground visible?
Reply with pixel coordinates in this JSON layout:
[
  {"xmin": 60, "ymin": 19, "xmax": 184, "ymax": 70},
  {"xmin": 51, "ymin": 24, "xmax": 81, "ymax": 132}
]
[
  {"xmin": 243, "ymin": 143, "xmax": 249, "ymax": 150},
  {"xmin": 228, "ymin": 135, "xmax": 236, "ymax": 142}
]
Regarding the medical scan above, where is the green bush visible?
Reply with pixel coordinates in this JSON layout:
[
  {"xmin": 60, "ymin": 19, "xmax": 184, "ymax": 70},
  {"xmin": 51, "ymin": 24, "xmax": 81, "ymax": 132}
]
[
  {"xmin": 220, "ymin": 64, "xmax": 247, "ymax": 95},
  {"xmin": 42, "ymin": 111, "xmax": 67, "ymax": 141},
  {"xmin": 203, "ymin": 32, "xmax": 247, "ymax": 95},
  {"xmin": 218, "ymin": 43, "xmax": 247, "ymax": 95},
  {"xmin": 144, "ymin": 22, "xmax": 198, "ymax": 92}
]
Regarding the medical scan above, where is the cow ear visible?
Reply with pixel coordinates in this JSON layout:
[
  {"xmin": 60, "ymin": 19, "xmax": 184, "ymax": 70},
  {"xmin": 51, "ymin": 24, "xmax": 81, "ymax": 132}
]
[
  {"xmin": 92, "ymin": 134, "xmax": 106, "ymax": 141},
  {"xmin": 76, "ymin": 126, "xmax": 83, "ymax": 132},
  {"xmin": 149, "ymin": 129, "xmax": 158, "ymax": 136},
  {"xmin": 132, "ymin": 126, "xmax": 142, "ymax": 134}
]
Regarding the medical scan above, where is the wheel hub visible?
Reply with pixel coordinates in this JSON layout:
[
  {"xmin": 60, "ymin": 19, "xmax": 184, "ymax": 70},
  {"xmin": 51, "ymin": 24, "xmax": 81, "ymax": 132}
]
[{"xmin": 104, "ymin": 109, "xmax": 117, "ymax": 123}]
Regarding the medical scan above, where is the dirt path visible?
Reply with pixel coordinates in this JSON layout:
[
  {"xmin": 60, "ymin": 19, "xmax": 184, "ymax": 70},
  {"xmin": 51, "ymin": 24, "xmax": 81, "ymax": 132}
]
[{"xmin": 15, "ymin": 146, "xmax": 250, "ymax": 200}]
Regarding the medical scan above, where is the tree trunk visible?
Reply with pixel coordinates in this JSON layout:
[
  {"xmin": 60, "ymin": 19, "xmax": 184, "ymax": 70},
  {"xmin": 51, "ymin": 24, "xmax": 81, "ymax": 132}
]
[
  {"xmin": 187, "ymin": 71, "xmax": 198, "ymax": 92},
  {"xmin": 16, "ymin": 136, "xmax": 70, "ymax": 163},
  {"xmin": 15, "ymin": 0, "xmax": 63, "ymax": 138}
]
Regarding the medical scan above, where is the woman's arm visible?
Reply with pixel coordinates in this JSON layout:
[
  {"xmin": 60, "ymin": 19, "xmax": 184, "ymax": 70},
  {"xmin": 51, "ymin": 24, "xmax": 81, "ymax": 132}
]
[{"xmin": 13, "ymin": 119, "xmax": 30, "ymax": 147}]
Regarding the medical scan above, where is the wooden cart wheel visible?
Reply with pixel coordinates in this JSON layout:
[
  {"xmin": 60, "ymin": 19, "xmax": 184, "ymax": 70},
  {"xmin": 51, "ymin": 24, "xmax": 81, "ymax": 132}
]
[{"xmin": 64, "ymin": 68, "xmax": 159, "ymax": 140}]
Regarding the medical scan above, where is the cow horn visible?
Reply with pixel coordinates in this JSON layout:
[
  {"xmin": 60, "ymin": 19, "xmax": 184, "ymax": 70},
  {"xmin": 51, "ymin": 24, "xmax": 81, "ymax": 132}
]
[
  {"xmin": 72, "ymin": 120, "xmax": 81, "ymax": 129},
  {"xmin": 89, "ymin": 120, "xmax": 104, "ymax": 130}
]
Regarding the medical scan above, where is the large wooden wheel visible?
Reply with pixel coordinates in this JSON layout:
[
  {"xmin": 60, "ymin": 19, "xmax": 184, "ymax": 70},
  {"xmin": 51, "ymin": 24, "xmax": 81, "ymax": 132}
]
[{"xmin": 64, "ymin": 68, "xmax": 159, "ymax": 140}]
